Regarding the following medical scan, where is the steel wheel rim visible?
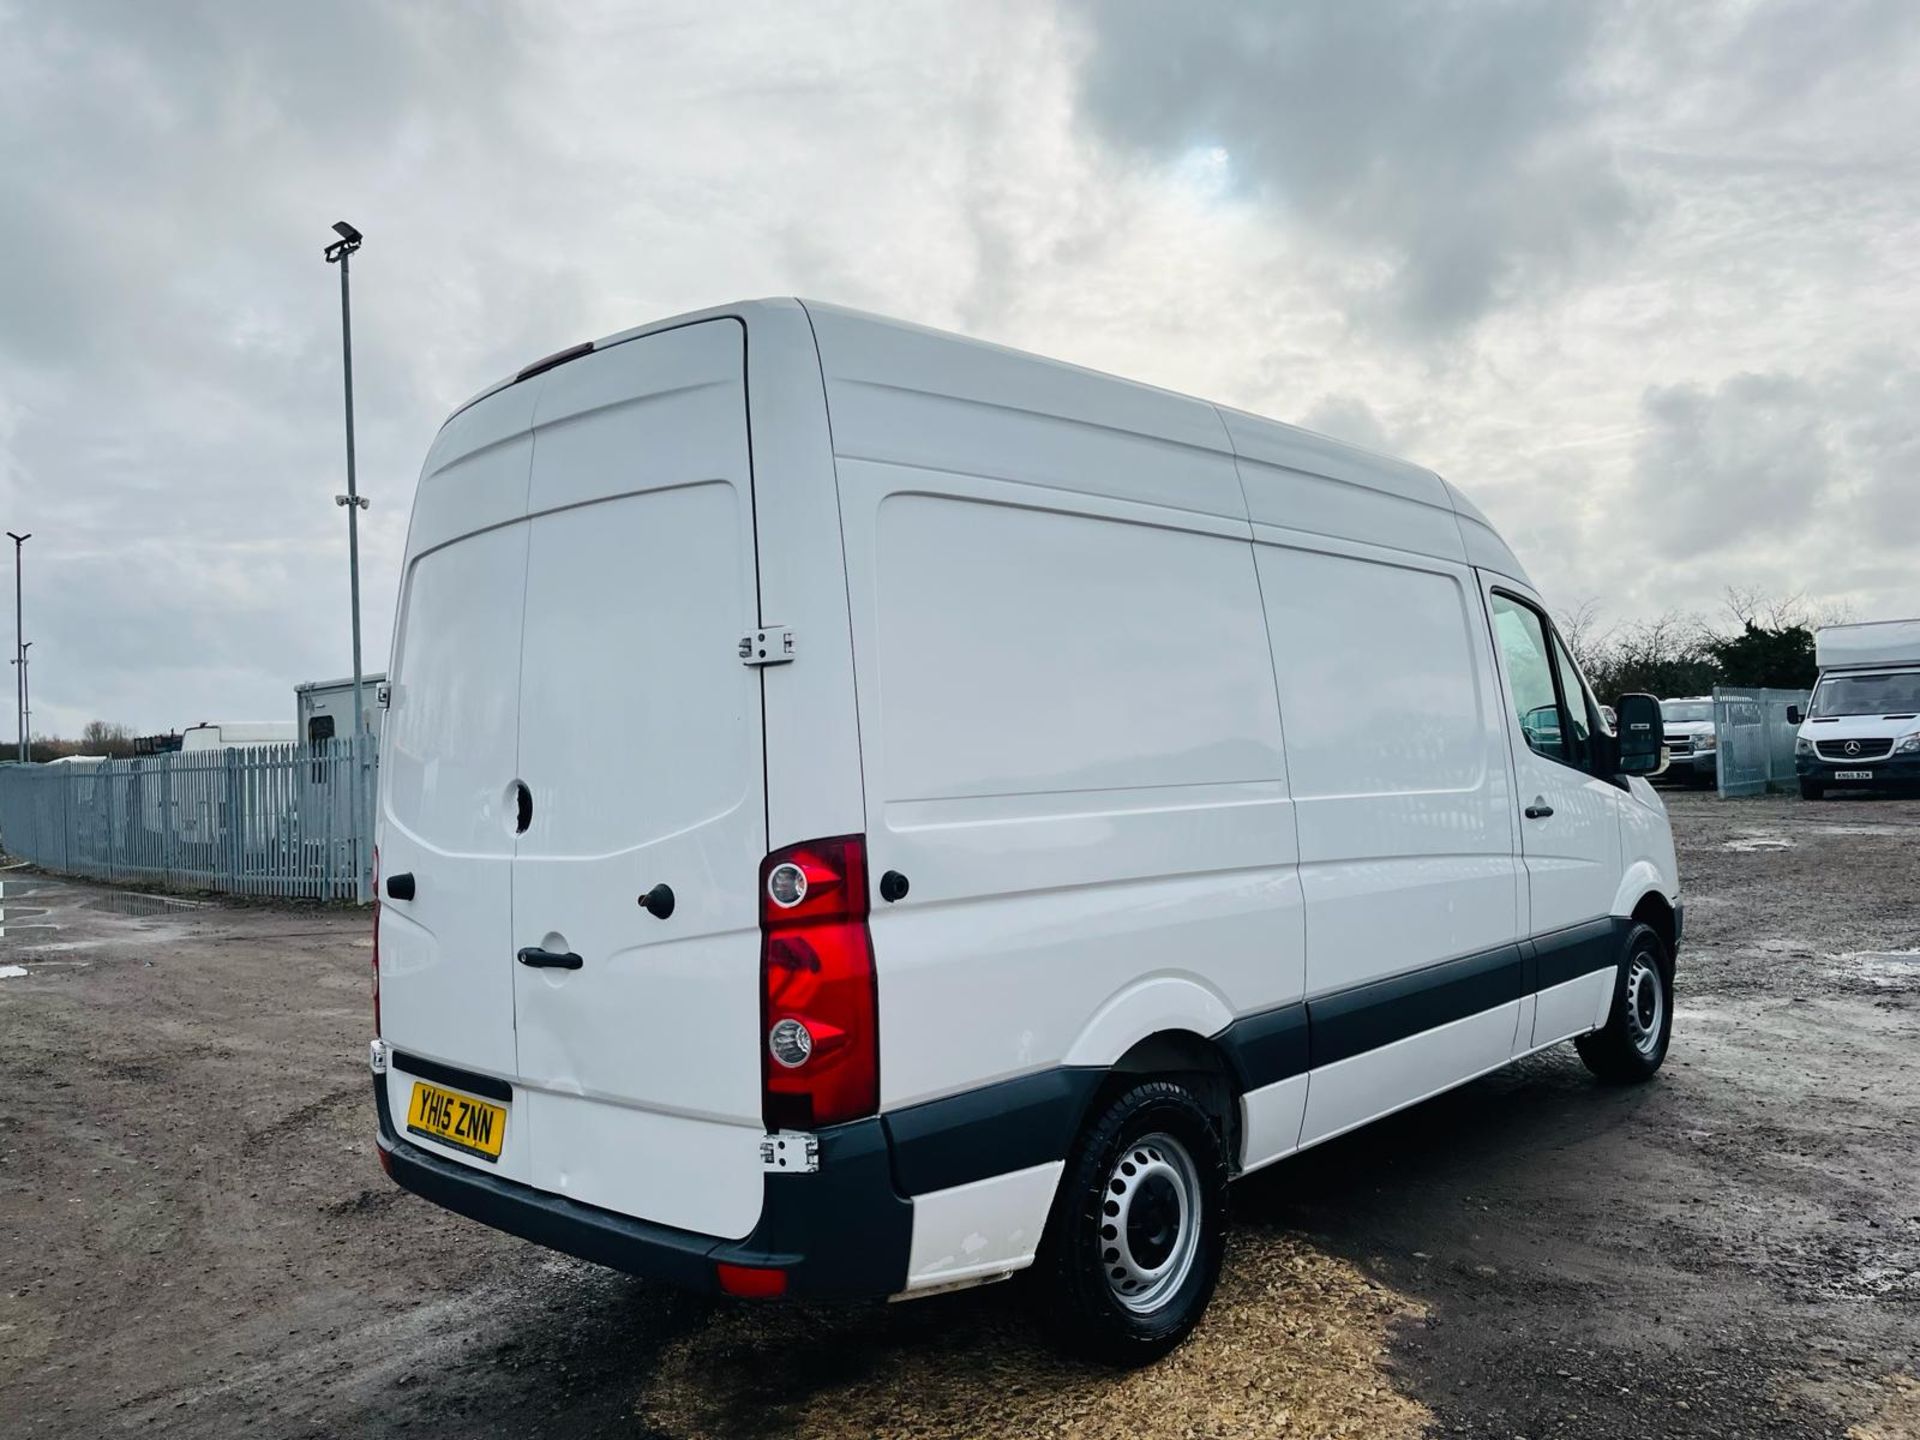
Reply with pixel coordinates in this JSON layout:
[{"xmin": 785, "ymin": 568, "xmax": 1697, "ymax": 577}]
[
  {"xmin": 1625, "ymin": 953, "xmax": 1664, "ymax": 1057},
  {"xmin": 1097, "ymin": 1131, "xmax": 1201, "ymax": 1313}
]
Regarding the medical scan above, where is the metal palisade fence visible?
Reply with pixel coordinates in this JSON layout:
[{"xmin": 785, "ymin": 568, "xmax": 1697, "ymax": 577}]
[
  {"xmin": 0, "ymin": 736, "xmax": 377, "ymax": 901},
  {"xmin": 1713, "ymin": 685, "xmax": 1809, "ymax": 798}
]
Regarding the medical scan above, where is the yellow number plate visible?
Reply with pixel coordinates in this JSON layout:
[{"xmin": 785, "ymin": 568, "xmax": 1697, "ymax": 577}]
[{"xmin": 406, "ymin": 1080, "xmax": 507, "ymax": 1162}]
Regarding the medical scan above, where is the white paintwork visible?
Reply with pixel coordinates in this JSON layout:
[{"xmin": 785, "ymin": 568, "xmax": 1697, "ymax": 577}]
[
  {"xmin": 1482, "ymin": 581, "xmax": 1623, "ymax": 938},
  {"xmin": 1531, "ymin": 969, "xmax": 1615, "ymax": 1050},
  {"xmin": 905, "ymin": 1161, "xmax": 1064, "ymax": 1291},
  {"xmin": 1238, "ymin": 1073, "xmax": 1310, "ymax": 1174},
  {"xmin": 380, "ymin": 297, "xmax": 1682, "ymax": 1288},
  {"xmin": 1063, "ymin": 976, "xmax": 1238, "ymax": 1070},
  {"xmin": 1297, "ymin": 1001, "xmax": 1524, "ymax": 1149},
  {"xmin": 1509, "ymin": 991, "xmax": 1538, "ymax": 1057},
  {"xmin": 1256, "ymin": 537, "xmax": 1522, "ymax": 999},
  {"xmin": 1815, "ymin": 619, "xmax": 1920, "ymax": 670}
]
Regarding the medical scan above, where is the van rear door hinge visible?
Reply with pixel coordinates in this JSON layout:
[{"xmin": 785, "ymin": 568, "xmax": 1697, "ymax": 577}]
[
  {"xmin": 759, "ymin": 1131, "xmax": 818, "ymax": 1172},
  {"xmin": 739, "ymin": 627, "xmax": 796, "ymax": 667}
]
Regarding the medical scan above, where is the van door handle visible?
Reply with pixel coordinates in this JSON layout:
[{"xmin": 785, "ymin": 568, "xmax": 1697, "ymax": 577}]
[
  {"xmin": 1524, "ymin": 801, "xmax": 1555, "ymax": 820},
  {"xmin": 517, "ymin": 946, "xmax": 583, "ymax": 970}
]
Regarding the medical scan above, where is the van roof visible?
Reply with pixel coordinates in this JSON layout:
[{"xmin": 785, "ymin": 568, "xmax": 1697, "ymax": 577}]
[
  {"xmin": 295, "ymin": 673, "xmax": 387, "ymax": 694},
  {"xmin": 441, "ymin": 298, "xmax": 1530, "ymax": 588}
]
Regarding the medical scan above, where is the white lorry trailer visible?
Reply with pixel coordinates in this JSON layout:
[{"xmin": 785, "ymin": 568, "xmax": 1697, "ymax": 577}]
[{"xmin": 1793, "ymin": 620, "xmax": 1920, "ymax": 798}]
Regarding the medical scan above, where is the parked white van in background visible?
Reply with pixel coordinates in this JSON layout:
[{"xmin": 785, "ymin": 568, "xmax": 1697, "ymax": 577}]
[
  {"xmin": 369, "ymin": 300, "xmax": 1679, "ymax": 1363},
  {"xmin": 1792, "ymin": 620, "xmax": 1920, "ymax": 799}
]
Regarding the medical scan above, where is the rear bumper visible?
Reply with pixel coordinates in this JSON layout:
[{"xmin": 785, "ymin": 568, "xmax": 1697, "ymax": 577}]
[{"xmin": 374, "ymin": 1077, "xmax": 912, "ymax": 1299}]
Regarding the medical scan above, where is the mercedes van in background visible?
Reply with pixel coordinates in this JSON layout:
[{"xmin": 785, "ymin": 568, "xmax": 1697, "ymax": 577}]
[
  {"xmin": 368, "ymin": 300, "xmax": 1678, "ymax": 1363},
  {"xmin": 1792, "ymin": 620, "xmax": 1920, "ymax": 799}
]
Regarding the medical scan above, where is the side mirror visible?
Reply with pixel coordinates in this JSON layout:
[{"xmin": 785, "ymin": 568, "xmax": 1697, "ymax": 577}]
[
  {"xmin": 1614, "ymin": 693, "xmax": 1666, "ymax": 776},
  {"xmin": 1786, "ymin": 704, "xmax": 1803, "ymax": 726}
]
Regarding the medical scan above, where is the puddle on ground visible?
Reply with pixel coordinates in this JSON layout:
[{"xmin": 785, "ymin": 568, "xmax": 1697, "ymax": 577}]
[
  {"xmin": 1825, "ymin": 950, "xmax": 1920, "ymax": 989},
  {"xmin": 1723, "ymin": 829, "xmax": 1796, "ymax": 852},
  {"xmin": 0, "ymin": 964, "xmax": 27, "ymax": 979},
  {"xmin": 1811, "ymin": 823, "xmax": 1920, "ymax": 838},
  {"xmin": 84, "ymin": 892, "xmax": 205, "ymax": 917},
  {"xmin": 0, "ymin": 926, "xmax": 61, "ymax": 942}
]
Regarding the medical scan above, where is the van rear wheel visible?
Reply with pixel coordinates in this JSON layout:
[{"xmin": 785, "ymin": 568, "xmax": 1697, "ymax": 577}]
[
  {"xmin": 1034, "ymin": 1079, "xmax": 1228, "ymax": 1366},
  {"xmin": 1576, "ymin": 923, "xmax": 1672, "ymax": 1084}
]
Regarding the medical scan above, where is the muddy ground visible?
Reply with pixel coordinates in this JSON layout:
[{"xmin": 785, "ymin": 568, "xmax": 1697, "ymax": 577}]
[{"xmin": 1, "ymin": 790, "xmax": 1915, "ymax": 1439}]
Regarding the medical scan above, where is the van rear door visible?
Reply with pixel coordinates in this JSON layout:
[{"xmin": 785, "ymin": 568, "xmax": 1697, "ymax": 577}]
[
  {"xmin": 509, "ymin": 321, "xmax": 771, "ymax": 1241},
  {"xmin": 379, "ymin": 382, "xmax": 540, "ymax": 1186}
]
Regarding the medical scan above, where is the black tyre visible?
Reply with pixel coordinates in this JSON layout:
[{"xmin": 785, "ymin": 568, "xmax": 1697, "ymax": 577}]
[
  {"xmin": 1576, "ymin": 922, "xmax": 1673, "ymax": 1084},
  {"xmin": 1034, "ymin": 1079, "xmax": 1229, "ymax": 1366},
  {"xmin": 1799, "ymin": 778, "xmax": 1825, "ymax": 801}
]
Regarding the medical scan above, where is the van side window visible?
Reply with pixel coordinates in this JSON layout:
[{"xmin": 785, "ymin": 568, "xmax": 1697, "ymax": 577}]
[
  {"xmin": 1491, "ymin": 594, "xmax": 1572, "ymax": 766},
  {"xmin": 1549, "ymin": 633, "xmax": 1596, "ymax": 765}
]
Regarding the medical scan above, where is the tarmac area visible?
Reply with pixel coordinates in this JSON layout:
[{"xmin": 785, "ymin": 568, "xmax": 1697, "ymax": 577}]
[{"xmin": 1, "ymin": 789, "xmax": 1915, "ymax": 1439}]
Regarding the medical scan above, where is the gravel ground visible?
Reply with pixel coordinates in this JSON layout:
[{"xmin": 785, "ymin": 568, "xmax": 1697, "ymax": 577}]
[{"xmin": 1, "ymin": 790, "xmax": 1915, "ymax": 1439}]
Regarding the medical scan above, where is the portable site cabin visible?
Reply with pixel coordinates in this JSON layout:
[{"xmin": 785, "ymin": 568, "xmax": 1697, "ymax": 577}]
[{"xmin": 295, "ymin": 673, "xmax": 386, "ymax": 751}]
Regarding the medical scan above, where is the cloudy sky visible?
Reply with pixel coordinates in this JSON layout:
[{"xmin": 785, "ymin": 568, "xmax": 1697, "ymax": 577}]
[{"xmin": 2, "ymin": 0, "xmax": 1916, "ymax": 736}]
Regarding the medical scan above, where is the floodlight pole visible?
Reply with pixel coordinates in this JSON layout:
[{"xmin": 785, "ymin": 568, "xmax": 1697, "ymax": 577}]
[
  {"xmin": 325, "ymin": 223, "xmax": 371, "ymax": 902},
  {"xmin": 7, "ymin": 532, "xmax": 27, "ymax": 764}
]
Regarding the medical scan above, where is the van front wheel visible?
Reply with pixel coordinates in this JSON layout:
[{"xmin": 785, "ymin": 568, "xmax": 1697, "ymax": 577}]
[
  {"xmin": 1035, "ymin": 1079, "xmax": 1228, "ymax": 1366},
  {"xmin": 1576, "ymin": 923, "xmax": 1672, "ymax": 1084}
]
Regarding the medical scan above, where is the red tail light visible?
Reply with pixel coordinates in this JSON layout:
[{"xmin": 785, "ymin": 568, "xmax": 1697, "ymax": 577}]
[
  {"xmin": 370, "ymin": 845, "xmax": 382, "ymax": 1037},
  {"xmin": 760, "ymin": 835, "xmax": 877, "ymax": 1130}
]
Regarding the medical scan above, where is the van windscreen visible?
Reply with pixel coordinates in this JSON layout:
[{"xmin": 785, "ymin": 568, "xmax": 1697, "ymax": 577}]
[{"xmin": 1811, "ymin": 670, "xmax": 1920, "ymax": 717}]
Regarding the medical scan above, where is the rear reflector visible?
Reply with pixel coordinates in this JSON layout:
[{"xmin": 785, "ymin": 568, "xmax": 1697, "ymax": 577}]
[{"xmin": 715, "ymin": 1262, "xmax": 788, "ymax": 1299}]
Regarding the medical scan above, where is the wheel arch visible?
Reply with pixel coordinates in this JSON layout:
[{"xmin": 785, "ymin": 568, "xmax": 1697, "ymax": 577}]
[
  {"xmin": 1094, "ymin": 1029, "xmax": 1242, "ymax": 1177},
  {"xmin": 1627, "ymin": 888, "xmax": 1678, "ymax": 984}
]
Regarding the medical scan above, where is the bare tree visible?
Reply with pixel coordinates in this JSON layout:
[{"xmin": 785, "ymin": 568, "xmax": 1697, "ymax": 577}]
[{"xmin": 78, "ymin": 720, "xmax": 136, "ymax": 758}]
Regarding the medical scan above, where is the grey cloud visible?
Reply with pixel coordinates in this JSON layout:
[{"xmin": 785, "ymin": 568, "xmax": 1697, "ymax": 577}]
[
  {"xmin": 1626, "ymin": 353, "xmax": 1920, "ymax": 612},
  {"xmin": 1299, "ymin": 394, "xmax": 1392, "ymax": 455},
  {"xmin": 1632, "ymin": 373, "xmax": 1830, "ymax": 557},
  {"xmin": 1063, "ymin": 0, "xmax": 1644, "ymax": 337}
]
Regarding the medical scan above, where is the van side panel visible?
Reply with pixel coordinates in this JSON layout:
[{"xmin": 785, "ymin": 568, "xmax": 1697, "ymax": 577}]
[
  {"xmin": 838, "ymin": 470, "xmax": 1303, "ymax": 1109},
  {"xmin": 809, "ymin": 306, "xmax": 1303, "ymax": 1123},
  {"xmin": 1221, "ymin": 409, "xmax": 1467, "ymax": 562},
  {"xmin": 755, "ymin": 301, "xmax": 868, "ymax": 847},
  {"xmin": 1252, "ymin": 535, "xmax": 1523, "ymax": 998}
]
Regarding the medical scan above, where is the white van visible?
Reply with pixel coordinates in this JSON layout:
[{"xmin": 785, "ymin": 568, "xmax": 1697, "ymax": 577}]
[
  {"xmin": 369, "ymin": 300, "xmax": 1679, "ymax": 1362},
  {"xmin": 1792, "ymin": 620, "xmax": 1920, "ymax": 799}
]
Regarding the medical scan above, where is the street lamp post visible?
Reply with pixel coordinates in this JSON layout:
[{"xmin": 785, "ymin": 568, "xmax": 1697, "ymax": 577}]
[
  {"xmin": 7, "ymin": 531, "xmax": 27, "ymax": 764},
  {"xmin": 15, "ymin": 642, "xmax": 29, "ymax": 760},
  {"xmin": 324, "ymin": 221, "xmax": 371, "ymax": 901}
]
